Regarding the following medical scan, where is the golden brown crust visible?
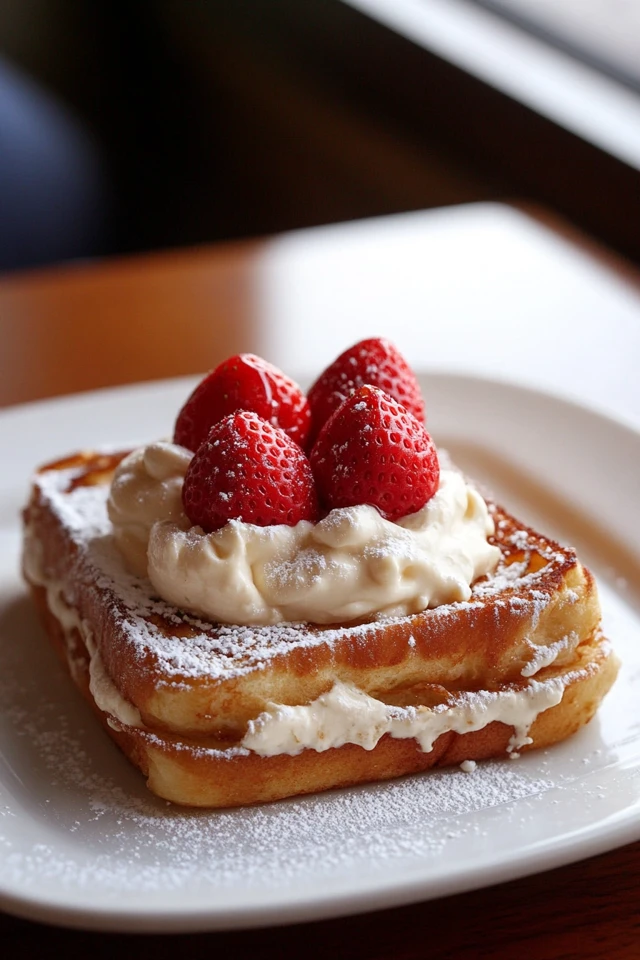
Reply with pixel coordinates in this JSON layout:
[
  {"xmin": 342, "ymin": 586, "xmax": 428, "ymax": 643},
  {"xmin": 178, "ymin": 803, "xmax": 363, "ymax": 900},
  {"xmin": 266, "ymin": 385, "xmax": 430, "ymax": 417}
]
[
  {"xmin": 115, "ymin": 641, "xmax": 621, "ymax": 809},
  {"xmin": 28, "ymin": 579, "xmax": 617, "ymax": 807},
  {"xmin": 22, "ymin": 451, "xmax": 619, "ymax": 808}
]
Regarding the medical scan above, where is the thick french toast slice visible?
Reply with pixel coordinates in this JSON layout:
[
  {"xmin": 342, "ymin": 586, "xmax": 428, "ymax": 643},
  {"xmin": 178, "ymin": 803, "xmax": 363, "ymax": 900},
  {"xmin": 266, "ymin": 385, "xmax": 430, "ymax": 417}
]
[
  {"xmin": 26, "ymin": 571, "xmax": 615, "ymax": 807},
  {"xmin": 22, "ymin": 451, "xmax": 618, "ymax": 807},
  {"xmin": 24, "ymin": 453, "xmax": 603, "ymax": 730}
]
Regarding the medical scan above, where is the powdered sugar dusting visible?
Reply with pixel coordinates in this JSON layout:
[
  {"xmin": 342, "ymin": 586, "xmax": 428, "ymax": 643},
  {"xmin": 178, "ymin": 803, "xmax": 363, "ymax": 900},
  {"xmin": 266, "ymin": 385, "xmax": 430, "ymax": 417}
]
[
  {"xmin": 0, "ymin": 675, "xmax": 557, "ymax": 893},
  {"xmin": 0, "ymin": 556, "xmax": 566, "ymax": 897},
  {"xmin": 31, "ymin": 466, "xmax": 570, "ymax": 685},
  {"xmin": 33, "ymin": 470, "xmax": 389, "ymax": 682},
  {"xmin": 521, "ymin": 633, "xmax": 580, "ymax": 678}
]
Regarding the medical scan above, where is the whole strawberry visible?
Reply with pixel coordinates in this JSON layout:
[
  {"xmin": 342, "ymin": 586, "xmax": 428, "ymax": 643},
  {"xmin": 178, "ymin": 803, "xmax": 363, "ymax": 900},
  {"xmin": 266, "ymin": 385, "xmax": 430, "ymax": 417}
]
[
  {"xmin": 174, "ymin": 354, "xmax": 311, "ymax": 452},
  {"xmin": 307, "ymin": 338, "xmax": 425, "ymax": 444},
  {"xmin": 182, "ymin": 411, "xmax": 319, "ymax": 532},
  {"xmin": 310, "ymin": 385, "xmax": 439, "ymax": 522}
]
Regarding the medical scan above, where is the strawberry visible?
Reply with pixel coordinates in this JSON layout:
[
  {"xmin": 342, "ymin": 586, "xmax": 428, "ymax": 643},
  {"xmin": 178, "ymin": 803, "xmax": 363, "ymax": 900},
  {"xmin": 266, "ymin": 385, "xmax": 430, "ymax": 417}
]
[
  {"xmin": 310, "ymin": 385, "xmax": 439, "ymax": 522},
  {"xmin": 182, "ymin": 411, "xmax": 319, "ymax": 532},
  {"xmin": 174, "ymin": 354, "xmax": 311, "ymax": 452},
  {"xmin": 307, "ymin": 338, "xmax": 425, "ymax": 444}
]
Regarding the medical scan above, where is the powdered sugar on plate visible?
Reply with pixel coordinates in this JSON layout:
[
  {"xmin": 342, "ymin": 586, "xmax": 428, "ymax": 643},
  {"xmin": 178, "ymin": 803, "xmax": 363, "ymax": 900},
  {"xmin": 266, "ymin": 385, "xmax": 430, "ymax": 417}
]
[
  {"xmin": 1, "ymin": 668, "xmax": 557, "ymax": 894},
  {"xmin": 1, "ymin": 541, "xmax": 569, "ymax": 901}
]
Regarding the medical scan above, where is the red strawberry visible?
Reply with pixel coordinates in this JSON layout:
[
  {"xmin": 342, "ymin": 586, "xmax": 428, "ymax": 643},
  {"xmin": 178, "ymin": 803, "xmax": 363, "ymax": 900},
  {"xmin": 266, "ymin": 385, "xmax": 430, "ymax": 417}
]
[
  {"xmin": 307, "ymin": 338, "xmax": 425, "ymax": 444},
  {"xmin": 310, "ymin": 385, "xmax": 439, "ymax": 522},
  {"xmin": 182, "ymin": 411, "xmax": 319, "ymax": 532},
  {"xmin": 174, "ymin": 354, "xmax": 311, "ymax": 452}
]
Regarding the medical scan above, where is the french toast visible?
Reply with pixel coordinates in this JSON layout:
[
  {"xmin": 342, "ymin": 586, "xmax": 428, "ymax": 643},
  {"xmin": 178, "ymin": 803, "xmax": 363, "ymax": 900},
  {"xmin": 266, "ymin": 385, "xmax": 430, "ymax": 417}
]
[{"xmin": 22, "ymin": 450, "xmax": 618, "ymax": 808}]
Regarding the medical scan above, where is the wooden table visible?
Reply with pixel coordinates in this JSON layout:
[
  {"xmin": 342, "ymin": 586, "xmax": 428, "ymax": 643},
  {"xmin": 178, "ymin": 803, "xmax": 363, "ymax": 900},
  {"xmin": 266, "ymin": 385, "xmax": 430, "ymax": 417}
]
[{"xmin": 1, "ymin": 204, "xmax": 639, "ymax": 957}]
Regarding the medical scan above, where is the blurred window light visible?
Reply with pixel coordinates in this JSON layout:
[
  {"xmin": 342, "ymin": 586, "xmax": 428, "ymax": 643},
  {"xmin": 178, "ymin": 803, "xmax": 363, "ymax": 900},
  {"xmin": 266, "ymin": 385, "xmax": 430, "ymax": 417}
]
[{"xmin": 472, "ymin": 0, "xmax": 640, "ymax": 91}]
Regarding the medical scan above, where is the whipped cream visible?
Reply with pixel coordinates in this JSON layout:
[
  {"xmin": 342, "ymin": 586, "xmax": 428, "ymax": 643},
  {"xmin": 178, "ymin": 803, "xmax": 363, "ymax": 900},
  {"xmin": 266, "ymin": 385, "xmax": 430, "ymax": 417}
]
[
  {"xmin": 242, "ymin": 680, "xmax": 565, "ymax": 757},
  {"xmin": 108, "ymin": 442, "xmax": 500, "ymax": 626},
  {"xmin": 107, "ymin": 442, "xmax": 192, "ymax": 577}
]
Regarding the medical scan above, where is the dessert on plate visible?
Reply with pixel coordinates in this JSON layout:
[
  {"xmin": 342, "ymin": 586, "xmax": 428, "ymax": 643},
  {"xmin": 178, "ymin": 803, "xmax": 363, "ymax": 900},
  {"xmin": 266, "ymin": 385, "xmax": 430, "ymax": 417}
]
[{"xmin": 22, "ymin": 339, "xmax": 619, "ymax": 807}]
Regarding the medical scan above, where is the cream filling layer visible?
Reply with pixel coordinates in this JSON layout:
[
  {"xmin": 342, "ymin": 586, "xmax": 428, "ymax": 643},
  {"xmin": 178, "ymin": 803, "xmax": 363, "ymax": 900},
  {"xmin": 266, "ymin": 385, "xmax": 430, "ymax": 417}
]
[
  {"xmin": 23, "ymin": 531, "xmax": 143, "ymax": 728},
  {"xmin": 242, "ymin": 680, "xmax": 564, "ymax": 757}
]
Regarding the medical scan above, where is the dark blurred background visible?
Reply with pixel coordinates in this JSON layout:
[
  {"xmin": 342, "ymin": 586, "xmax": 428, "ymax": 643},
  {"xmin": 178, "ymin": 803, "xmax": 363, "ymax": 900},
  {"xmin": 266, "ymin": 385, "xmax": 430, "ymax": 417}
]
[{"xmin": 1, "ymin": 0, "xmax": 638, "ymax": 272}]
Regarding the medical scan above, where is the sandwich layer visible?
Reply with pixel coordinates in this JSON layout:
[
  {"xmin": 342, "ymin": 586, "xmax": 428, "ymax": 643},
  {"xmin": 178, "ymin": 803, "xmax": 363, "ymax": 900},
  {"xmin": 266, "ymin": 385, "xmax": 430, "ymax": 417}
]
[
  {"xmin": 22, "ymin": 451, "xmax": 618, "ymax": 807},
  {"xmin": 27, "ymin": 575, "xmax": 615, "ymax": 807}
]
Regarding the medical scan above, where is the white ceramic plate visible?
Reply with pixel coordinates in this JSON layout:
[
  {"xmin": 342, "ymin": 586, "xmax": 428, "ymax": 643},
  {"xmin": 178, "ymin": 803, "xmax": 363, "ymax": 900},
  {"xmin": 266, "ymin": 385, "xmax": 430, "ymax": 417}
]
[{"xmin": 1, "ymin": 373, "xmax": 639, "ymax": 933}]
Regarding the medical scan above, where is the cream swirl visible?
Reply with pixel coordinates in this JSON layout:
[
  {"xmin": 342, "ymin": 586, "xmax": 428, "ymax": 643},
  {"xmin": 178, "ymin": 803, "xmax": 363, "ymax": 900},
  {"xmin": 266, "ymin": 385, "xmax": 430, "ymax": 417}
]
[
  {"xmin": 107, "ymin": 442, "xmax": 192, "ymax": 577},
  {"xmin": 108, "ymin": 442, "xmax": 500, "ymax": 626}
]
